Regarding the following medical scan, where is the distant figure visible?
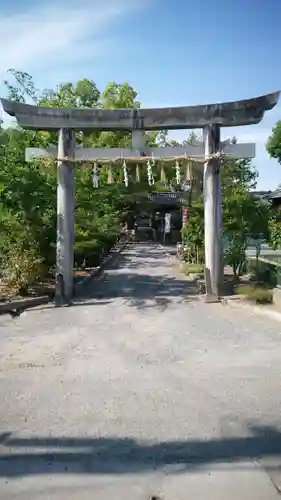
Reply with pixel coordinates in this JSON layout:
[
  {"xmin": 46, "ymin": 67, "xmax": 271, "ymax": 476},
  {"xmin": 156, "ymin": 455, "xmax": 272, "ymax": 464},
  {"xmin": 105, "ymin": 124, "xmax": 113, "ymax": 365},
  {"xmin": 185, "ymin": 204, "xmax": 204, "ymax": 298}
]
[
  {"xmin": 177, "ymin": 242, "xmax": 184, "ymax": 259},
  {"xmin": 132, "ymin": 221, "xmax": 137, "ymax": 242}
]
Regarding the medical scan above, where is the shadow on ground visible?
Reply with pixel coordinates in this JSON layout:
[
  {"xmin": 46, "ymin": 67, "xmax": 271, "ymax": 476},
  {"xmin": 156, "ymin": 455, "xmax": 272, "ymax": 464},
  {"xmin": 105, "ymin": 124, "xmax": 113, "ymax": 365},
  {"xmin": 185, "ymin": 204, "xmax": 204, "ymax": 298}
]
[
  {"xmin": 74, "ymin": 248, "xmax": 198, "ymax": 311},
  {"xmin": 0, "ymin": 425, "xmax": 281, "ymax": 477}
]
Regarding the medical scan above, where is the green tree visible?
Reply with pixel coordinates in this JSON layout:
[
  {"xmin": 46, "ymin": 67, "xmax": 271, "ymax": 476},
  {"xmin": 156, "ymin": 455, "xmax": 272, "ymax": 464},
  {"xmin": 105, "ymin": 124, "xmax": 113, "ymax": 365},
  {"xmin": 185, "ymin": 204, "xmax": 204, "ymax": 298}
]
[
  {"xmin": 39, "ymin": 80, "xmax": 100, "ymax": 108},
  {"xmin": 268, "ymin": 215, "xmax": 281, "ymax": 250},
  {"xmin": 222, "ymin": 159, "xmax": 269, "ymax": 279},
  {"xmin": 267, "ymin": 121, "xmax": 281, "ymax": 163},
  {"xmin": 181, "ymin": 201, "xmax": 204, "ymax": 263},
  {"xmin": 181, "ymin": 157, "xmax": 270, "ymax": 279},
  {"xmin": 0, "ymin": 70, "xmax": 150, "ymax": 292},
  {"xmin": 4, "ymin": 69, "xmax": 39, "ymax": 103},
  {"xmin": 266, "ymin": 121, "xmax": 281, "ymax": 250}
]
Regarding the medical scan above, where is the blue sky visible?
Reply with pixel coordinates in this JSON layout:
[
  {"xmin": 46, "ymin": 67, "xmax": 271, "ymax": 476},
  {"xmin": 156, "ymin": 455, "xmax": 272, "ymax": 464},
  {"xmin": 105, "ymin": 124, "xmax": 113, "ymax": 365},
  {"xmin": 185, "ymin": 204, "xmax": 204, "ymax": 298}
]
[{"xmin": 0, "ymin": 0, "xmax": 280, "ymax": 189}]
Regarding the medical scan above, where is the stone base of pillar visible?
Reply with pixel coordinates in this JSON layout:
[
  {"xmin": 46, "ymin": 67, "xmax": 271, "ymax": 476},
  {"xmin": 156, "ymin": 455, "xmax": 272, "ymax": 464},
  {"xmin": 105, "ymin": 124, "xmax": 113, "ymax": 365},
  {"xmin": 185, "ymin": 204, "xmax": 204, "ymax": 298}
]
[{"xmin": 204, "ymin": 293, "xmax": 221, "ymax": 303}]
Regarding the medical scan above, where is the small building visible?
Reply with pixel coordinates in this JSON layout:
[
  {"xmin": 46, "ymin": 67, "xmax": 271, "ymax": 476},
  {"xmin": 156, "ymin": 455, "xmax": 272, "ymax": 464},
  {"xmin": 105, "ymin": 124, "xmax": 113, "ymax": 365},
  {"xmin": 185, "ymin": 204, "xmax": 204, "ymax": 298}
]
[
  {"xmin": 252, "ymin": 190, "xmax": 272, "ymax": 201},
  {"xmin": 268, "ymin": 189, "xmax": 281, "ymax": 210},
  {"xmin": 134, "ymin": 191, "xmax": 189, "ymax": 243}
]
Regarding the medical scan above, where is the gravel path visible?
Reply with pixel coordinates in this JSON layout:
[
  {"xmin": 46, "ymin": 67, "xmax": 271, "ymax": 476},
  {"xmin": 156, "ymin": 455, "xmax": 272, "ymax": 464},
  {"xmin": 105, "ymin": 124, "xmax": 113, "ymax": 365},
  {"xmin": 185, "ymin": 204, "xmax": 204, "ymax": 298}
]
[{"xmin": 1, "ymin": 243, "xmax": 281, "ymax": 498}]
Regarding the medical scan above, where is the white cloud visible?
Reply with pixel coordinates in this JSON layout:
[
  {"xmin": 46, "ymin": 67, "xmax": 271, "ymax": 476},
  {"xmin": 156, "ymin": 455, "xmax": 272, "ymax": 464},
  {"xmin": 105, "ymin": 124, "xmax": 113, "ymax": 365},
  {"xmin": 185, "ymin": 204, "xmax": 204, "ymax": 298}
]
[
  {"xmin": 1, "ymin": 5, "xmax": 280, "ymax": 191},
  {"xmin": 0, "ymin": 0, "xmax": 146, "ymax": 77}
]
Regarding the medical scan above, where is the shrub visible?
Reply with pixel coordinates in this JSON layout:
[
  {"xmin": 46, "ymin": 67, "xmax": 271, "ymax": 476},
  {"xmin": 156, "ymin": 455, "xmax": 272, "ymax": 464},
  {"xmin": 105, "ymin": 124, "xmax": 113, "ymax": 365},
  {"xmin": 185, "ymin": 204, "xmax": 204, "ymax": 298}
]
[
  {"xmin": 74, "ymin": 239, "xmax": 102, "ymax": 268},
  {"xmin": 224, "ymin": 238, "xmax": 246, "ymax": 281},
  {"xmin": 1, "ymin": 244, "xmax": 46, "ymax": 295},
  {"xmin": 182, "ymin": 245, "xmax": 205, "ymax": 264},
  {"xmin": 246, "ymin": 259, "xmax": 277, "ymax": 288},
  {"xmin": 181, "ymin": 202, "xmax": 204, "ymax": 264},
  {"xmin": 236, "ymin": 283, "xmax": 273, "ymax": 304}
]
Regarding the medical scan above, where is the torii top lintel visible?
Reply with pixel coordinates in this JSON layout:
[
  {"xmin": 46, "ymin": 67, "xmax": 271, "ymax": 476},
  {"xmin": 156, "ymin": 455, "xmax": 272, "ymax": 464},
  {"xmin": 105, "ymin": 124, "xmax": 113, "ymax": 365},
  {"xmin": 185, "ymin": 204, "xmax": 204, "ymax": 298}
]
[{"xmin": 1, "ymin": 92, "xmax": 279, "ymax": 131}]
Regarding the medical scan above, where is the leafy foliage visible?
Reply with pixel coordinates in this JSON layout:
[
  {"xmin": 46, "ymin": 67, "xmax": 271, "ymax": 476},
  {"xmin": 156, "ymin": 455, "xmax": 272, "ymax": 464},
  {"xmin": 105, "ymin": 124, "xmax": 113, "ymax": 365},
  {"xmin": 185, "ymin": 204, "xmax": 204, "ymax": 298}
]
[
  {"xmin": 181, "ymin": 158, "xmax": 271, "ymax": 278},
  {"xmin": 1, "ymin": 69, "xmax": 199, "ymax": 295},
  {"xmin": 0, "ymin": 71, "xmax": 149, "ymax": 294},
  {"xmin": 181, "ymin": 201, "xmax": 204, "ymax": 264},
  {"xmin": 265, "ymin": 119, "xmax": 281, "ymax": 251},
  {"xmin": 0, "ymin": 69, "xmax": 275, "ymax": 294},
  {"xmin": 268, "ymin": 216, "xmax": 281, "ymax": 250},
  {"xmin": 267, "ymin": 121, "xmax": 281, "ymax": 163},
  {"xmin": 222, "ymin": 161, "xmax": 270, "ymax": 279}
]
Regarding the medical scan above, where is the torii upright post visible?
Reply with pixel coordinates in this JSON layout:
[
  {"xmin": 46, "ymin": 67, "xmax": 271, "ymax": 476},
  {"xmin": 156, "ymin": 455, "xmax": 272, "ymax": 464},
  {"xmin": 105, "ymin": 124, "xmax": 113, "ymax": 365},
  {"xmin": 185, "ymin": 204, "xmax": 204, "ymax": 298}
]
[
  {"xmin": 204, "ymin": 125, "xmax": 222, "ymax": 301},
  {"xmin": 56, "ymin": 128, "xmax": 76, "ymax": 306}
]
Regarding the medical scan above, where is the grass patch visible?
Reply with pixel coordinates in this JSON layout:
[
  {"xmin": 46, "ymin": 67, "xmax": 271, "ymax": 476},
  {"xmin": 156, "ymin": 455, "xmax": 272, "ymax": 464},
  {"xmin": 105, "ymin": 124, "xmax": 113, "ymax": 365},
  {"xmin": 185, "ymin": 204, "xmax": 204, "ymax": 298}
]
[
  {"xmin": 181, "ymin": 263, "xmax": 204, "ymax": 276},
  {"xmin": 236, "ymin": 283, "xmax": 273, "ymax": 305}
]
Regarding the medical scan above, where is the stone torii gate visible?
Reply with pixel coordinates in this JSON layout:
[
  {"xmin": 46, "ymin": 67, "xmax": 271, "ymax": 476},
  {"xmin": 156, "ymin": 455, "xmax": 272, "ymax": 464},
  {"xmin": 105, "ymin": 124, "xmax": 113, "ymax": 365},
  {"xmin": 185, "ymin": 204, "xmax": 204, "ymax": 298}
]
[{"xmin": 1, "ymin": 92, "xmax": 279, "ymax": 305}]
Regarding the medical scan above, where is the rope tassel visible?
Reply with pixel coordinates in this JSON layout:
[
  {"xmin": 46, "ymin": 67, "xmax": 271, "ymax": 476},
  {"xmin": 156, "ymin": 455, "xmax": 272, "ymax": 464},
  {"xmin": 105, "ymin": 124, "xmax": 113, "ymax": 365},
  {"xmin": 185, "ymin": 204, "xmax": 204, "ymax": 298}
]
[
  {"xmin": 160, "ymin": 164, "xmax": 167, "ymax": 183},
  {"xmin": 185, "ymin": 162, "xmax": 193, "ymax": 181},
  {"xmin": 182, "ymin": 161, "xmax": 193, "ymax": 191},
  {"xmin": 107, "ymin": 165, "xmax": 113, "ymax": 184},
  {"xmin": 146, "ymin": 160, "xmax": 154, "ymax": 186},
  {"xmin": 135, "ymin": 164, "xmax": 140, "ymax": 183},
  {"xmin": 175, "ymin": 160, "xmax": 181, "ymax": 185},
  {"xmin": 123, "ymin": 160, "xmax": 129, "ymax": 187},
  {"xmin": 92, "ymin": 162, "xmax": 99, "ymax": 188}
]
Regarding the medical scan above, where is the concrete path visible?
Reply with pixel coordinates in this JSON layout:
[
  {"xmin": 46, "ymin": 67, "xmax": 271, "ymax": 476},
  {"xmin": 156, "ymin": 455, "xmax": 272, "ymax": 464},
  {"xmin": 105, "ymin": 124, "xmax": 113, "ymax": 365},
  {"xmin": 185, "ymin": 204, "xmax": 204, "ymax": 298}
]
[{"xmin": 1, "ymin": 243, "xmax": 281, "ymax": 499}]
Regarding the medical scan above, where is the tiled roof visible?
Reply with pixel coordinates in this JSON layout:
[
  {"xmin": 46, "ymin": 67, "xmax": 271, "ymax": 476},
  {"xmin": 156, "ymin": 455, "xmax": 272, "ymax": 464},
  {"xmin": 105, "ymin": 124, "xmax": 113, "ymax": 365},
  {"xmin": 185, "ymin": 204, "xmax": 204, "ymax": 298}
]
[
  {"xmin": 269, "ymin": 189, "xmax": 281, "ymax": 199},
  {"xmin": 145, "ymin": 192, "xmax": 188, "ymax": 204}
]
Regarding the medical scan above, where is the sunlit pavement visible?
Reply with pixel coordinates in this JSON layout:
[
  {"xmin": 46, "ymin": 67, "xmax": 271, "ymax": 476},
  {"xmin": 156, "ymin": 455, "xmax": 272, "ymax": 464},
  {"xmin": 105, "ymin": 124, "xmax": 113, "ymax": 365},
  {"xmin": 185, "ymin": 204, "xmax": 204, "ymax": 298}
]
[{"xmin": 1, "ymin": 244, "xmax": 281, "ymax": 498}]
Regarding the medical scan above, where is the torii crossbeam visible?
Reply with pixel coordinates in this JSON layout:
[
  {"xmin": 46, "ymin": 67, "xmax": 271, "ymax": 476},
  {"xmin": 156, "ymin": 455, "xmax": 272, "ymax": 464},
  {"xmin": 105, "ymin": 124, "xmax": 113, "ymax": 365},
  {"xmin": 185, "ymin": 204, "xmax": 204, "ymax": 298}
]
[{"xmin": 1, "ymin": 92, "xmax": 279, "ymax": 305}]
